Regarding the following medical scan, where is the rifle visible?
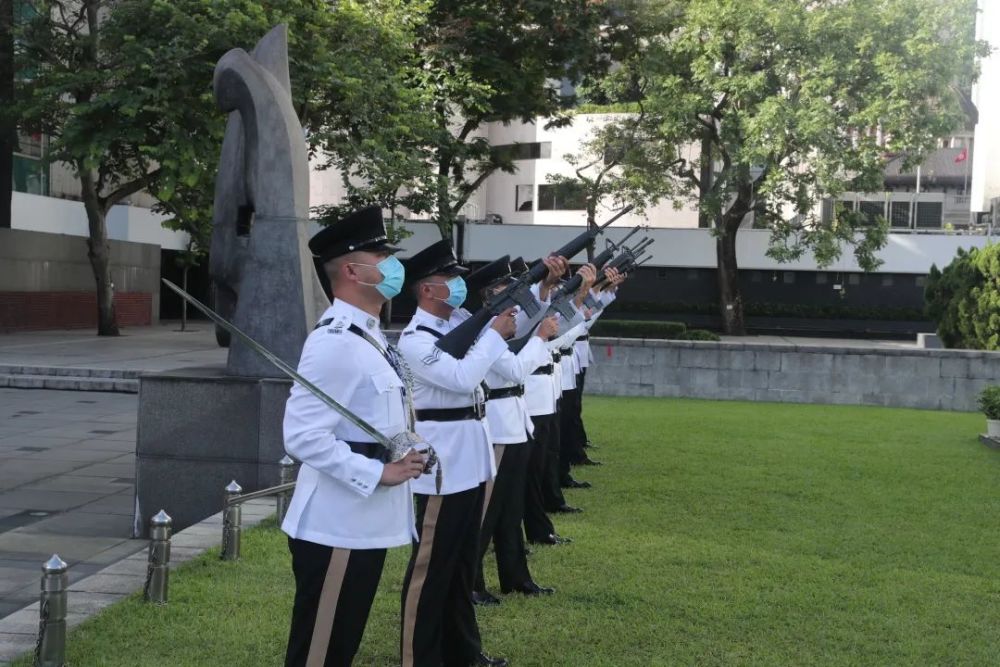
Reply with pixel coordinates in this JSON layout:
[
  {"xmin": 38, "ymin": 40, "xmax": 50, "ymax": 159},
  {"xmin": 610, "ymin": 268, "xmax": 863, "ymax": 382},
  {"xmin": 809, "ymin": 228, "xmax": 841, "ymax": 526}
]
[
  {"xmin": 582, "ymin": 238, "xmax": 655, "ymax": 308},
  {"xmin": 507, "ymin": 233, "xmax": 652, "ymax": 353},
  {"xmin": 433, "ymin": 214, "xmax": 627, "ymax": 358}
]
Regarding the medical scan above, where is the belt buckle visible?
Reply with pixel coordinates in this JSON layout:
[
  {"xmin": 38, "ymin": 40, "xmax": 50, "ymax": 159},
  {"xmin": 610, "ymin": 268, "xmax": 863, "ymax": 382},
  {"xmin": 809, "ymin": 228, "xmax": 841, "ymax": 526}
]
[{"xmin": 475, "ymin": 400, "xmax": 486, "ymax": 420}]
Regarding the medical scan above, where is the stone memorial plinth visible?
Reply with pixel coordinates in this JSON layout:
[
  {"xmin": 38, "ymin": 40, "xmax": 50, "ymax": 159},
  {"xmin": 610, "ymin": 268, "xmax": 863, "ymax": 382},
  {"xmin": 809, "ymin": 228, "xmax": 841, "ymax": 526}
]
[{"xmin": 134, "ymin": 367, "xmax": 291, "ymax": 535}]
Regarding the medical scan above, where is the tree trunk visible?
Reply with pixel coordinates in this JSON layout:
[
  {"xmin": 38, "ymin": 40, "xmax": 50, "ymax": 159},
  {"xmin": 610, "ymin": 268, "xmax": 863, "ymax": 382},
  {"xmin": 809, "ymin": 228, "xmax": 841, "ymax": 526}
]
[
  {"xmin": 716, "ymin": 225, "xmax": 745, "ymax": 335},
  {"xmin": 0, "ymin": 0, "xmax": 14, "ymax": 229},
  {"xmin": 585, "ymin": 205, "xmax": 597, "ymax": 263},
  {"xmin": 80, "ymin": 170, "xmax": 118, "ymax": 336},
  {"xmin": 698, "ymin": 130, "xmax": 713, "ymax": 229},
  {"xmin": 180, "ymin": 264, "xmax": 189, "ymax": 332}
]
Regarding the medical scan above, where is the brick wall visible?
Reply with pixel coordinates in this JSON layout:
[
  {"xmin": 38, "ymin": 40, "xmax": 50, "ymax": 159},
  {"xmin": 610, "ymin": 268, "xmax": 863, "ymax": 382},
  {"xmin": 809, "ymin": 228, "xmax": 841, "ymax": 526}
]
[{"xmin": 0, "ymin": 291, "xmax": 152, "ymax": 332}]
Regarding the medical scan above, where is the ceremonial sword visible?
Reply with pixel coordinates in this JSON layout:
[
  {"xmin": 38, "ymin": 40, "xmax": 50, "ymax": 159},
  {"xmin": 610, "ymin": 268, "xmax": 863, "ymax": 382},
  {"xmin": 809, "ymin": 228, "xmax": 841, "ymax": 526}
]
[{"xmin": 161, "ymin": 279, "xmax": 442, "ymax": 492}]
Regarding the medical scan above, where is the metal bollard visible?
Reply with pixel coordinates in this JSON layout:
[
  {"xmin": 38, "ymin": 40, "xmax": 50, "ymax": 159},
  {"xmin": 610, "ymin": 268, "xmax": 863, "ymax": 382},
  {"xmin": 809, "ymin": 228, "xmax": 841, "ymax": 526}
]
[
  {"xmin": 144, "ymin": 510, "xmax": 172, "ymax": 604},
  {"xmin": 276, "ymin": 455, "xmax": 297, "ymax": 523},
  {"xmin": 36, "ymin": 554, "xmax": 67, "ymax": 667},
  {"xmin": 221, "ymin": 480, "xmax": 242, "ymax": 561}
]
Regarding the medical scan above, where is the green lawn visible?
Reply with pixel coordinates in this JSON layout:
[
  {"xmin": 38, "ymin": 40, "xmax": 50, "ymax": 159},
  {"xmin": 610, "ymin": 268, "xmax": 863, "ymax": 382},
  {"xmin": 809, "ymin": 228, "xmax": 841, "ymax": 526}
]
[{"xmin": 22, "ymin": 397, "xmax": 1000, "ymax": 666}]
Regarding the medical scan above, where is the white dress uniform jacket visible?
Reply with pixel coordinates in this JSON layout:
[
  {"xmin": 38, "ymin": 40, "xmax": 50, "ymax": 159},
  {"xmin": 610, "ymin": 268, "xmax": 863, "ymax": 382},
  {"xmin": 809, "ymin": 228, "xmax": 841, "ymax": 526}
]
[
  {"xmin": 281, "ymin": 299, "xmax": 415, "ymax": 550},
  {"xmin": 450, "ymin": 309, "xmax": 551, "ymax": 444},
  {"xmin": 574, "ymin": 289, "xmax": 617, "ymax": 369},
  {"xmin": 398, "ymin": 307, "xmax": 509, "ymax": 495}
]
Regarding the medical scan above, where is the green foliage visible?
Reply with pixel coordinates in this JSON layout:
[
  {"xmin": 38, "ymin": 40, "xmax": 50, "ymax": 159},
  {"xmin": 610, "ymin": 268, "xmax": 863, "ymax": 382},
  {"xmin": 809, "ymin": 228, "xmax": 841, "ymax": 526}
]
[
  {"xmin": 676, "ymin": 328, "xmax": 720, "ymax": 341},
  {"xmin": 619, "ymin": 300, "xmax": 928, "ymax": 322},
  {"xmin": 977, "ymin": 386, "xmax": 1000, "ymax": 420},
  {"xmin": 28, "ymin": 399, "xmax": 1000, "ymax": 666},
  {"xmin": 589, "ymin": 319, "xmax": 687, "ymax": 339},
  {"xmin": 584, "ymin": 0, "xmax": 986, "ymax": 332},
  {"xmin": 924, "ymin": 245, "xmax": 1000, "ymax": 350}
]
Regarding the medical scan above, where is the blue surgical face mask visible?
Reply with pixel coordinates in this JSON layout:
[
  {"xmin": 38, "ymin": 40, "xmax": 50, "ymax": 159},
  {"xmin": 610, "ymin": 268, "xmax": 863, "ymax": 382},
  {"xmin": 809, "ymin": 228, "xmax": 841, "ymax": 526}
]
[
  {"xmin": 352, "ymin": 255, "xmax": 405, "ymax": 299},
  {"xmin": 444, "ymin": 276, "xmax": 467, "ymax": 309}
]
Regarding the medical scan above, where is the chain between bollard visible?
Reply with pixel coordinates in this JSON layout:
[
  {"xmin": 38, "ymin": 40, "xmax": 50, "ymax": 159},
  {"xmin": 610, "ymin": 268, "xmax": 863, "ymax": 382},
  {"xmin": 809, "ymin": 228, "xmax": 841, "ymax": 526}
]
[
  {"xmin": 36, "ymin": 554, "xmax": 67, "ymax": 667},
  {"xmin": 144, "ymin": 510, "xmax": 172, "ymax": 604},
  {"xmin": 221, "ymin": 480, "xmax": 243, "ymax": 561}
]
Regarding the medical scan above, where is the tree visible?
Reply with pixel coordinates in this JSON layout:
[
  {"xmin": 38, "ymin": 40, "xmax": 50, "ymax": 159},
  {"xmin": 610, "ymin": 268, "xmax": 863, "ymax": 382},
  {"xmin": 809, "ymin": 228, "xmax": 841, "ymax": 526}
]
[
  {"xmin": 14, "ymin": 0, "xmax": 366, "ymax": 335},
  {"xmin": 925, "ymin": 245, "xmax": 1000, "ymax": 351},
  {"xmin": 311, "ymin": 0, "xmax": 605, "ymax": 240},
  {"xmin": 546, "ymin": 108, "xmax": 680, "ymax": 259},
  {"xmin": 0, "ymin": 0, "xmax": 14, "ymax": 229},
  {"xmin": 599, "ymin": 0, "xmax": 986, "ymax": 334}
]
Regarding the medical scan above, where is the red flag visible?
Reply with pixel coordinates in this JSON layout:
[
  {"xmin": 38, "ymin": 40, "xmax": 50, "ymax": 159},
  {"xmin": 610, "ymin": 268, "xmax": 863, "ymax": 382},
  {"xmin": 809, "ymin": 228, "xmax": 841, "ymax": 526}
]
[{"xmin": 955, "ymin": 147, "xmax": 968, "ymax": 163}]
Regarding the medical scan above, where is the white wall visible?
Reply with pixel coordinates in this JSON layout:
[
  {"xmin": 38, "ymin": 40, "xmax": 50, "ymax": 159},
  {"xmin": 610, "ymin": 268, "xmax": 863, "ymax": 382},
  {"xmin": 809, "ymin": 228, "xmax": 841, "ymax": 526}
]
[
  {"xmin": 971, "ymin": 0, "xmax": 1000, "ymax": 212},
  {"xmin": 11, "ymin": 191, "xmax": 186, "ymax": 251},
  {"xmin": 458, "ymin": 222, "xmax": 991, "ymax": 274},
  {"xmin": 479, "ymin": 114, "xmax": 700, "ymax": 228}
]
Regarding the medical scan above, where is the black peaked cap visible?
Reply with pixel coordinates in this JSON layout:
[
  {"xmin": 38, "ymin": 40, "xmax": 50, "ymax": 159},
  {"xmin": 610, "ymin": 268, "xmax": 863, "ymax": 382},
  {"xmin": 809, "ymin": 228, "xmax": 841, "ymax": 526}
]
[
  {"xmin": 404, "ymin": 239, "xmax": 468, "ymax": 283},
  {"xmin": 466, "ymin": 255, "xmax": 512, "ymax": 293},
  {"xmin": 309, "ymin": 206, "xmax": 402, "ymax": 264}
]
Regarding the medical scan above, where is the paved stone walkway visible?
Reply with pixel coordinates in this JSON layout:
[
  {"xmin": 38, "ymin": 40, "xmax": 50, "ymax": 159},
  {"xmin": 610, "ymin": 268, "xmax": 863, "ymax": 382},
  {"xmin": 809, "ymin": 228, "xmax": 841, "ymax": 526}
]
[
  {"xmin": 0, "ymin": 389, "xmax": 142, "ymax": 620},
  {"xmin": 0, "ymin": 322, "xmax": 224, "ymax": 373}
]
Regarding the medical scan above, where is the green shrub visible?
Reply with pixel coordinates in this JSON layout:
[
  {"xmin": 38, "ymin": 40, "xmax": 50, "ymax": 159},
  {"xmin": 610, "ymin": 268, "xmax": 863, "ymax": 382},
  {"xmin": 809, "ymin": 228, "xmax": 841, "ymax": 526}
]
[
  {"xmin": 978, "ymin": 386, "xmax": 1000, "ymax": 419},
  {"xmin": 590, "ymin": 319, "xmax": 687, "ymax": 339},
  {"xmin": 616, "ymin": 300, "xmax": 927, "ymax": 321},
  {"xmin": 677, "ymin": 329, "xmax": 721, "ymax": 341},
  {"xmin": 924, "ymin": 245, "xmax": 1000, "ymax": 350}
]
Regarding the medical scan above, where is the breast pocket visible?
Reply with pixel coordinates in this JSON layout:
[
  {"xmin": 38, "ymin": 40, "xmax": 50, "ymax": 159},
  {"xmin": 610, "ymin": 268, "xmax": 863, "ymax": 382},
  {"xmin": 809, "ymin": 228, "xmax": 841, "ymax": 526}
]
[{"xmin": 370, "ymin": 369, "xmax": 407, "ymax": 433}]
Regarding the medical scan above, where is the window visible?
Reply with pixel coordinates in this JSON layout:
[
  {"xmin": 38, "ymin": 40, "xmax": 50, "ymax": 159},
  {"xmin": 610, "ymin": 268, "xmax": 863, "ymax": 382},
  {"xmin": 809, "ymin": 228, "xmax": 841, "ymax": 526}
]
[
  {"xmin": 915, "ymin": 202, "xmax": 943, "ymax": 229},
  {"xmin": 515, "ymin": 185, "xmax": 533, "ymax": 212},
  {"xmin": 915, "ymin": 275, "xmax": 927, "ymax": 287},
  {"xmin": 13, "ymin": 131, "xmax": 47, "ymax": 196},
  {"xmin": 494, "ymin": 142, "xmax": 552, "ymax": 161},
  {"xmin": 656, "ymin": 268, "xmax": 669, "ymax": 279},
  {"xmin": 783, "ymin": 272, "xmax": 796, "ymax": 284},
  {"xmin": 821, "ymin": 199, "xmax": 835, "ymax": 223},
  {"xmin": 750, "ymin": 271, "xmax": 762, "ymax": 283},
  {"xmin": 686, "ymin": 269, "xmax": 699, "ymax": 281},
  {"xmin": 537, "ymin": 182, "xmax": 587, "ymax": 211},
  {"xmin": 881, "ymin": 275, "xmax": 894, "ymax": 287},
  {"xmin": 848, "ymin": 274, "xmax": 861, "ymax": 286},
  {"xmin": 890, "ymin": 201, "xmax": 910, "ymax": 228},
  {"xmin": 859, "ymin": 201, "xmax": 885, "ymax": 226},
  {"xmin": 816, "ymin": 273, "xmax": 828, "ymax": 285}
]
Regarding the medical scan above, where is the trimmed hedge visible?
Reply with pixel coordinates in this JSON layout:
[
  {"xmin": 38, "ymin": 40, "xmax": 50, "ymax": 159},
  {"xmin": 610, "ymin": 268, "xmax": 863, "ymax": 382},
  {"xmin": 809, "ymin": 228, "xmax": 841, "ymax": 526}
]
[
  {"xmin": 590, "ymin": 319, "xmax": 686, "ymax": 339},
  {"xmin": 589, "ymin": 319, "xmax": 722, "ymax": 341},
  {"xmin": 616, "ymin": 300, "xmax": 927, "ymax": 321}
]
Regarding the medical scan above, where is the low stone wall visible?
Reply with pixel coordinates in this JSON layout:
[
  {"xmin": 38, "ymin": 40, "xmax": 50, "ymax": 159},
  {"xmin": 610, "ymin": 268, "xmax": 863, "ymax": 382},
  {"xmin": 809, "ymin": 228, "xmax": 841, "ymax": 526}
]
[{"xmin": 583, "ymin": 337, "xmax": 1000, "ymax": 412}]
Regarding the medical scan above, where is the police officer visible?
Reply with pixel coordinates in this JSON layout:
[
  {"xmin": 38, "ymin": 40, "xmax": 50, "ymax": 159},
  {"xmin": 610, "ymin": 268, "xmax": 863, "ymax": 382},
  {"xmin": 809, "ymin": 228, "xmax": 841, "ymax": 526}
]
[
  {"xmin": 282, "ymin": 206, "xmax": 427, "ymax": 667},
  {"xmin": 397, "ymin": 240, "xmax": 513, "ymax": 667},
  {"xmin": 456, "ymin": 258, "xmax": 559, "ymax": 606}
]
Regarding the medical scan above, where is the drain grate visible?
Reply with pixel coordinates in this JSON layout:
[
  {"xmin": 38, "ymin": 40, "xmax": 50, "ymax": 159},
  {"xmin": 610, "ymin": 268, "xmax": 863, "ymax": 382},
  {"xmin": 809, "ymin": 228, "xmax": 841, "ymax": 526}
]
[
  {"xmin": 16, "ymin": 446, "xmax": 47, "ymax": 452},
  {"xmin": 0, "ymin": 510, "xmax": 53, "ymax": 532}
]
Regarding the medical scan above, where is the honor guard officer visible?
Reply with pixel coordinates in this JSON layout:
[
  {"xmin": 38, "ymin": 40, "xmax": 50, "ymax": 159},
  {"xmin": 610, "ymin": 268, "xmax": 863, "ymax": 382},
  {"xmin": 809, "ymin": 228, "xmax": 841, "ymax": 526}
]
[
  {"xmin": 397, "ymin": 240, "xmax": 514, "ymax": 667},
  {"xmin": 281, "ymin": 206, "xmax": 427, "ymax": 667},
  {"xmin": 565, "ymin": 265, "xmax": 624, "ymax": 474},
  {"xmin": 456, "ymin": 259, "xmax": 559, "ymax": 606}
]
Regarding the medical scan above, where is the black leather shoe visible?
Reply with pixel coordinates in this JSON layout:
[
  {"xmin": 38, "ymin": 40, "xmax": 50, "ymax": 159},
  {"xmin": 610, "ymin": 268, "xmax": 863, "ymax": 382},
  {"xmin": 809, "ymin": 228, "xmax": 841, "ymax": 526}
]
[
  {"xmin": 502, "ymin": 580, "xmax": 555, "ymax": 596},
  {"xmin": 473, "ymin": 652, "xmax": 508, "ymax": 666},
  {"xmin": 553, "ymin": 504, "xmax": 583, "ymax": 514},
  {"xmin": 561, "ymin": 477, "xmax": 591, "ymax": 489},
  {"xmin": 472, "ymin": 590, "xmax": 501, "ymax": 606},
  {"xmin": 528, "ymin": 532, "xmax": 572, "ymax": 545}
]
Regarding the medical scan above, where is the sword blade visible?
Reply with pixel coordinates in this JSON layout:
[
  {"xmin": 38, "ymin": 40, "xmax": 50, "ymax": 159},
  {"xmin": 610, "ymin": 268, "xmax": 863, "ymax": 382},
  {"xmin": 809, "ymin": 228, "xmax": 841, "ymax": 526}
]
[{"xmin": 161, "ymin": 279, "xmax": 392, "ymax": 448}]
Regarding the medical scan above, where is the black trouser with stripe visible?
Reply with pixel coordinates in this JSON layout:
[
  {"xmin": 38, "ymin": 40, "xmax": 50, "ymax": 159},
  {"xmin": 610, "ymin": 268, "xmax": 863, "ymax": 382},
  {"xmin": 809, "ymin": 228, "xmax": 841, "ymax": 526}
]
[
  {"xmin": 476, "ymin": 442, "xmax": 532, "ymax": 592},
  {"xmin": 401, "ymin": 485, "xmax": 485, "ymax": 667},
  {"xmin": 524, "ymin": 416, "xmax": 557, "ymax": 541},
  {"xmin": 577, "ymin": 368, "xmax": 590, "ymax": 445},
  {"xmin": 542, "ymin": 403, "xmax": 569, "ymax": 511},
  {"xmin": 285, "ymin": 539, "xmax": 386, "ymax": 667},
  {"xmin": 559, "ymin": 387, "xmax": 587, "ymax": 479}
]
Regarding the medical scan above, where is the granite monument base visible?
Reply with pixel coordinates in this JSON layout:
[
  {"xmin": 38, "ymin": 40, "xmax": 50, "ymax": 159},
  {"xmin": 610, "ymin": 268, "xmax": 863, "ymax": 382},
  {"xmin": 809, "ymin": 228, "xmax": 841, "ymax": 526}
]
[{"xmin": 133, "ymin": 366, "xmax": 290, "ymax": 537}]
